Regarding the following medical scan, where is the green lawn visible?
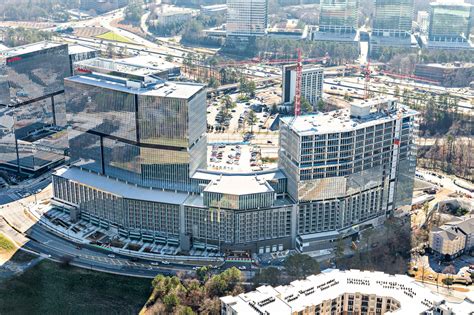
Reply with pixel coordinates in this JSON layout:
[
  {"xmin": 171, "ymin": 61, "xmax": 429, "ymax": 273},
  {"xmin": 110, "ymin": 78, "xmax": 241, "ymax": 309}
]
[
  {"xmin": 0, "ymin": 260, "xmax": 152, "ymax": 314},
  {"xmin": 0, "ymin": 233, "xmax": 15, "ymax": 251},
  {"xmin": 95, "ymin": 31, "xmax": 134, "ymax": 44}
]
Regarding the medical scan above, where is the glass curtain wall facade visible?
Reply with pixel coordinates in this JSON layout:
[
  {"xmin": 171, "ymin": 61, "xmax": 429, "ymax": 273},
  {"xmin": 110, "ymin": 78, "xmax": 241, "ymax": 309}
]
[
  {"xmin": 319, "ymin": 0, "xmax": 359, "ymax": 34},
  {"xmin": 0, "ymin": 43, "xmax": 70, "ymax": 173},
  {"xmin": 372, "ymin": 0, "xmax": 414, "ymax": 37},
  {"xmin": 65, "ymin": 75, "xmax": 207, "ymax": 192},
  {"xmin": 428, "ymin": 2, "xmax": 473, "ymax": 42},
  {"xmin": 226, "ymin": 0, "xmax": 268, "ymax": 36}
]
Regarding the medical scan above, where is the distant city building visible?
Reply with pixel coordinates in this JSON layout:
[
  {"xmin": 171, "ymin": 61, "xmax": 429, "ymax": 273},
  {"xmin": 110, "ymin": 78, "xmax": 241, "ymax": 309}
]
[
  {"xmin": 308, "ymin": 0, "xmax": 359, "ymax": 42},
  {"xmin": 372, "ymin": 0, "xmax": 414, "ymax": 37},
  {"xmin": 417, "ymin": 10, "xmax": 430, "ymax": 34},
  {"xmin": 414, "ymin": 62, "xmax": 474, "ymax": 87},
  {"xmin": 319, "ymin": 0, "xmax": 359, "ymax": 34},
  {"xmin": 226, "ymin": 0, "xmax": 268, "ymax": 37},
  {"xmin": 424, "ymin": 1, "xmax": 473, "ymax": 49},
  {"xmin": 0, "ymin": 42, "xmax": 71, "ymax": 174},
  {"xmin": 429, "ymin": 215, "xmax": 474, "ymax": 258},
  {"xmin": 151, "ymin": 5, "xmax": 197, "ymax": 26},
  {"xmin": 221, "ymin": 269, "xmax": 470, "ymax": 314},
  {"xmin": 200, "ymin": 4, "xmax": 227, "ymax": 15},
  {"xmin": 279, "ymin": 98, "xmax": 417, "ymax": 252},
  {"xmin": 281, "ymin": 65, "xmax": 324, "ymax": 108},
  {"xmin": 370, "ymin": 0, "xmax": 415, "ymax": 52}
]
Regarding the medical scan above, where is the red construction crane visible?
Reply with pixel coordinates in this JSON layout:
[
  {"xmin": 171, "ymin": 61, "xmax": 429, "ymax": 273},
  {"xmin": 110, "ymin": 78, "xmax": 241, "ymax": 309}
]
[
  {"xmin": 294, "ymin": 48, "xmax": 303, "ymax": 116},
  {"xmin": 212, "ymin": 51, "xmax": 329, "ymax": 117},
  {"xmin": 364, "ymin": 59, "xmax": 371, "ymax": 100}
]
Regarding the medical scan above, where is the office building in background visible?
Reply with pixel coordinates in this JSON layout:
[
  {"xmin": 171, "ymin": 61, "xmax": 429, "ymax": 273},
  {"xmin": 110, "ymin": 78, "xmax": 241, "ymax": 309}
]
[
  {"xmin": 226, "ymin": 0, "xmax": 268, "ymax": 37},
  {"xmin": 424, "ymin": 1, "xmax": 473, "ymax": 50},
  {"xmin": 309, "ymin": 0, "xmax": 359, "ymax": 42},
  {"xmin": 370, "ymin": 0, "xmax": 416, "ymax": 51},
  {"xmin": 0, "ymin": 42, "xmax": 70, "ymax": 175},
  {"xmin": 282, "ymin": 65, "xmax": 324, "ymax": 108}
]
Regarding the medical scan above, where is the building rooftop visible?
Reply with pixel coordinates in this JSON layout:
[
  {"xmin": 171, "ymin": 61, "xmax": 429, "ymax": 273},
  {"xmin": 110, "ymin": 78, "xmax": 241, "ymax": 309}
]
[
  {"xmin": 204, "ymin": 174, "xmax": 274, "ymax": 195},
  {"xmin": 221, "ymin": 269, "xmax": 471, "ymax": 314},
  {"xmin": 75, "ymin": 57, "xmax": 165, "ymax": 77},
  {"xmin": 68, "ymin": 44, "xmax": 99, "ymax": 55},
  {"xmin": 0, "ymin": 41, "xmax": 64, "ymax": 58},
  {"xmin": 280, "ymin": 98, "xmax": 417, "ymax": 136},
  {"xmin": 65, "ymin": 74, "xmax": 205, "ymax": 99},
  {"xmin": 55, "ymin": 167, "xmax": 189, "ymax": 205},
  {"xmin": 430, "ymin": 0, "xmax": 472, "ymax": 7},
  {"xmin": 119, "ymin": 55, "xmax": 178, "ymax": 72}
]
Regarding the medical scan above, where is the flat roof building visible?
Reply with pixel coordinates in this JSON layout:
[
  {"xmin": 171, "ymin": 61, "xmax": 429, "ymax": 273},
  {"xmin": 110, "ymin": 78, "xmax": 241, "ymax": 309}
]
[
  {"xmin": 319, "ymin": 0, "xmax": 359, "ymax": 34},
  {"xmin": 279, "ymin": 98, "xmax": 418, "ymax": 252},
  {"xmin": 414, "ymin": 62, "xmax": 474, "ymax": 87},
  {"xmin": 221, "ymin": 269, "xmax": 471, "ymax": 314},
  {"xmin": 282, "ymin": 65, "xmax": 324, "ymax": 108},
  {"xmin": 226, "ymin": 0, "xmax": 268, "ymax": 37},
  {"xmin": 428, "ymin": 1, "xmax": 472, "ymax": 43}
]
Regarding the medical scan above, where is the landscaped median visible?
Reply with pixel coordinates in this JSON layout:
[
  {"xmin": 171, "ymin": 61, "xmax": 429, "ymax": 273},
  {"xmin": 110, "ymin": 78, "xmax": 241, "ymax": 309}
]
[{"xmin": 95, "ymin": 31, "xmax": 135, "ymax": 44}]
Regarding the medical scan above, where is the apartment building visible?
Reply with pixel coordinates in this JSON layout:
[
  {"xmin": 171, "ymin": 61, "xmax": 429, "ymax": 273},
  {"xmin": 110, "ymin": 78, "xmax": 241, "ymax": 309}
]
[
  {"xmin": 282, "ymin": 65, "xmax": 324, "ymax": 108},
  {"xmin": 221, "ymin": 269, "xmax": 467, "ymax": 314}
]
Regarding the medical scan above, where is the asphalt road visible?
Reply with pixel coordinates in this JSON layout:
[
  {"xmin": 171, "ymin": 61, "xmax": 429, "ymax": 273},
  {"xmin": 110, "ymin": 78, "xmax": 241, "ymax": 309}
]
[{"xmin": 21, "ymin": 224, "xmax": 197, "ymax": 278}]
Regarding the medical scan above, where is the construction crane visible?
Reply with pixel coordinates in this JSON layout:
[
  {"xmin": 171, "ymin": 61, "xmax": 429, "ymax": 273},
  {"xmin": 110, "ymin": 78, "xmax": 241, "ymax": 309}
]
[
  {"xmin": 294, "ymin": 48, "xmax": 303, "ymax": 116},
  {"xmin": 215, "ymin": 50, "xmax": 329, "ymax": 117},
  {"xmin": 364, "ymin": 59, "xmax": 371, "ymax": 100}
]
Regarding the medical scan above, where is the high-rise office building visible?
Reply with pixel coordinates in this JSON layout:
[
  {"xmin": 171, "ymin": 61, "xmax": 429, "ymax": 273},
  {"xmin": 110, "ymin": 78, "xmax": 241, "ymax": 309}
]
[
  {"xmin": 0, "ymin": 42, "xmax": 70, "ymax": 174},
  {"xmin": 279, "ymin": 98, "xmax": 418, "ymax": 252},
  {"xmin": 428, "ymin": 1, "xmax": 473, "ymax": 43},
  {"xmin": 226, "ymin": 0, "xmax": 268, "ymax": 37},
  {"xmin": 319, "ymin": 0, "xmax": 359, "ymax": 34},
  {"xmin": 372, "ymin": 0, "xmax": 414, "ymax": 37},
  {"xmin": 282, "ymin": 65, "xmax": 324, "ymax": 108},
  {"xmin": 65, "ymin": 60, "xmax": 207, "ymax": 192}
]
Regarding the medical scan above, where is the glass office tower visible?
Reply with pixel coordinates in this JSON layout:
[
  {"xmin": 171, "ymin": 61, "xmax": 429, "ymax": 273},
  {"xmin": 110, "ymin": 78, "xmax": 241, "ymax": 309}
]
[
  {"xmin": 0, "ymin": 42, "xmax": 70, "ymax": 174},
  {"xmin": 372, "ymin": 0, "xmax": 414, "ymax": 37},
  {"xmin": 65, "ymin": 70, "xmax": 207, "ymax": 192},
  {"xmin": 226, "ymin": 0, "xmax": 268, "ymax": 37},
  {"xmin": 428, "ymin": 1, "xmax": 473, "ymax": 42},
  {"xmin": 319, "ymin": 0, "xmax": 359, "ymax": 34}
]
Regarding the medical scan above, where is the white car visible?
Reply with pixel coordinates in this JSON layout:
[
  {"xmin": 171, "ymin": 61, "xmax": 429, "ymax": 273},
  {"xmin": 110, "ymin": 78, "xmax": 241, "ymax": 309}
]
[
  {"xmin": 150, "ymin": 262, "xmax": 159, "ymax": 266},
  {"xmin": 107, "ymin": 254, "xmax": 116, "ymax": 258},
  {"xmin": 162, "ymin": 261, "xmax": 170, "ymax": 265}
]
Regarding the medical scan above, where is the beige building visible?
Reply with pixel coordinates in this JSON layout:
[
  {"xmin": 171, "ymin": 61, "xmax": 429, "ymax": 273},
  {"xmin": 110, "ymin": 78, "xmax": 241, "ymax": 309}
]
[
  {"xmin": 221, "ymin": 269, "xmax": 469, "ymax": 314},
  {"xmin": 429, "ymin": 226, "xmax": 466, "ymax": 257},
  {"xmin": 429, "ymin": 215, "xmax": 474, "ymax": 258}
]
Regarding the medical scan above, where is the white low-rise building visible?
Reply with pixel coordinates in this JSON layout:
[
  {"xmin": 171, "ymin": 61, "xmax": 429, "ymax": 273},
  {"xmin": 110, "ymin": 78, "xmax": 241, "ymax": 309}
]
[{"xmin": 221, "ymin": 269, "xmax": 472, "ymax": 314}]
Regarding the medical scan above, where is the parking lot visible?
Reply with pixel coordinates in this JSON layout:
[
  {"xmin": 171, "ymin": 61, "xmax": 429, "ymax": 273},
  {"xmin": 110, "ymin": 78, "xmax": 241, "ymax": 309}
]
[
  {"xmin": 207, "ymin": 93, "xmax": 278, "ymax": 134},
  {"xmin": 207, "ymin": 143, "xmax": 278, "ymax": 173}
]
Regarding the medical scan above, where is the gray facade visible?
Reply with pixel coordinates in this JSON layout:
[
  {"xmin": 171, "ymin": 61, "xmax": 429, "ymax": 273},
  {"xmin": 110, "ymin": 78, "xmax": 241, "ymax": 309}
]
[{"xmin": 279, "ymin": 98, "xmax": 417, "ymax": 252}]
